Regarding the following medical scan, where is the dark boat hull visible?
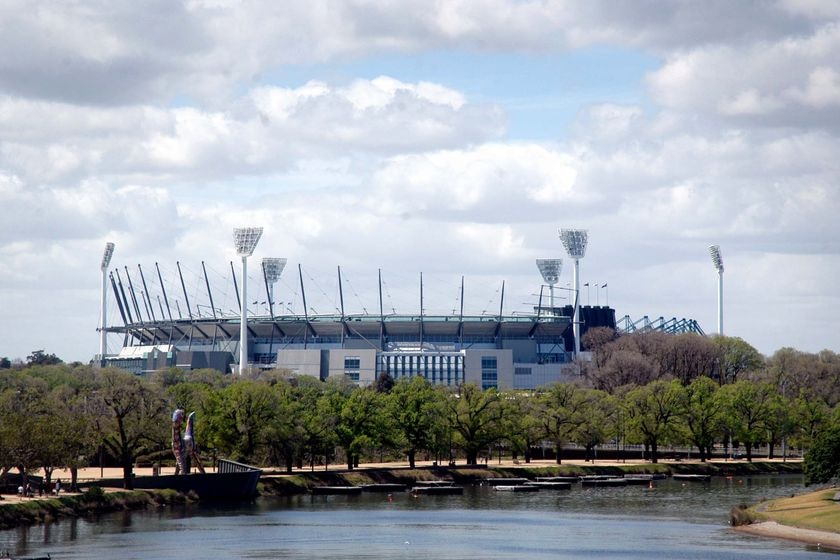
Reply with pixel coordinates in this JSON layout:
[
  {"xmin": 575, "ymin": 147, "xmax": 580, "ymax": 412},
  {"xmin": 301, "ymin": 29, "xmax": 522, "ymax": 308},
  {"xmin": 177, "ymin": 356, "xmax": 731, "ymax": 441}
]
[{"xmin": 89, "ymin": 470, "xmax": 261, "ymax": 500}]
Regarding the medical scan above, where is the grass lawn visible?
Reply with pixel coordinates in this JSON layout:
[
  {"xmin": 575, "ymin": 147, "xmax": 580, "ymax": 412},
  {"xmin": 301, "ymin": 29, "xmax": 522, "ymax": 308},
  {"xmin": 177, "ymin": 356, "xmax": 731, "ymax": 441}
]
[{"xmin": 758, "ymin": 489, "xmax": 840, "ymax": 533}]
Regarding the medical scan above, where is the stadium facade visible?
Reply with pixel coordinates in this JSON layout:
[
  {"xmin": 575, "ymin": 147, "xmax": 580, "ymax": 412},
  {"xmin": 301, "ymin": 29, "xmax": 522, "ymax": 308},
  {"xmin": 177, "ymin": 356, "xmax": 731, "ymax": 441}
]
[{"xmin": 98, "ymin": 257, "xmax": 619, "ymax": 389}]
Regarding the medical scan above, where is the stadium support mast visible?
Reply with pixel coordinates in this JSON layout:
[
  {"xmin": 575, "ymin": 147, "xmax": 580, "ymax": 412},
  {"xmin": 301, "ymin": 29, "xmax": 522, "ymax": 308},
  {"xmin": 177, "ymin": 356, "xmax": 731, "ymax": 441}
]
[
  {"xmin": 536, "ymin": 259, "xmax": 562, "ymax": 313},
  {"xmin": 234, "ymin": 227, "xmax": 263, "ymax": 374},
  {"xmin": 99, "ymin": 242, "xmax": 115, "ymax": 361},
  {"xmin": 559, "ymin": 229, "xmax": 588, "ymax": 359},
  {"xmin": 709, "ymin": 245, "xmax": 724, "ymax": 335}
]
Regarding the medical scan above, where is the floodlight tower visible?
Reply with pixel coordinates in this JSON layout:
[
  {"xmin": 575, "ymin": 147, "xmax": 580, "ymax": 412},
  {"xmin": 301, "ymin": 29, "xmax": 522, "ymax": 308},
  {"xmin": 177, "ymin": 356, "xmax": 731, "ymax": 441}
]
[
  {"xmin": 234, "ymin": 227, "xmax": 264, "ymax": 374},
  {"xmin": 709, "ymin": 245, "xmax": 724, "ymax": 335},
  {"xmin": 262, "ymin": 257, "xmax": 287, "ymax": 307},
  {"xmin": 99, "ymin": 242, "xmax": 115, "ymax": 362},
  {"xmin": 559, "ymin": 229, "xmax": 588, "ymax": 359},
  {"xmin": 536, "ymin": 259, "xmax": 563, "ymax": 314}
]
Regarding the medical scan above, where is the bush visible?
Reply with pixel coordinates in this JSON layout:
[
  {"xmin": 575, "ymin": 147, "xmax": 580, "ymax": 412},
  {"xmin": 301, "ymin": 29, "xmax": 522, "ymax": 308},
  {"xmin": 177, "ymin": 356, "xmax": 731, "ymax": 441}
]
[
  {"xmin": 83, "ymin": 486, "xmax": 105, "ymax": 501},
  {"xmin": 804, "ymin": 425, "xmax": 840, "ymax": 485},
  {"xmin": 729, "ymin": 504, "xmax": 756, "ymax": 526}
]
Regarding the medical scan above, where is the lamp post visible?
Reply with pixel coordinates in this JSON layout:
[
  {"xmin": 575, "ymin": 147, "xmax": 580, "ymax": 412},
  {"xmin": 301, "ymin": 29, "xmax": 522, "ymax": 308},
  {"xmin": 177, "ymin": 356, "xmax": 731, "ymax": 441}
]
[
  {"xmin": 234, "ymin": 227, "xmax": 263, "ymax": 374},
  {"xmin": 99, "ymin": 242, "xmax": 115, "ymax": 363},
  {"xmin": 536, "ymin": 259, "xmax": 562, "ymax": 314},
  {"xmin": 559, "ymin": 229, "xmax": 588, "ymax": 359},
  {"xmin": 708, "ymin": 245, "xmax": 724, "ymax": 335}
]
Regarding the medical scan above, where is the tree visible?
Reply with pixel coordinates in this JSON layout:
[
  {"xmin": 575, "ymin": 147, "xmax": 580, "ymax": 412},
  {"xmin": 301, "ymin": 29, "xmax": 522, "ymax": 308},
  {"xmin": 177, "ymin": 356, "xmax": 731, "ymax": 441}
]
[
  {"xmin": 803, "ymin": 423, "xmax": 840, "ymax": 485},
  {"xmin": 718, "ymin": 381, "xmax": 775, "ymax": 462},
  {"xmin": 679, "ymin": 376, "xmax": 722, "ymax": 461},
  {"xmin": 332, "ymin": 387, "xmax": 391, "ymax": 470},
  {"xmin": 0, "ymin": 357, "xmax": 10, "ymax": 369},
  {"xmin": 573, "ymin": 389, "xmax": 616, "ymax": 461},
  {"xmin": 97, "ymin": 368, "xmax": 167, "ymax": 489},
  {"xmin": 541, "ymin": 383, "xmax": 588, "ymax": 464},
  {"xmin": 712, "ymin": 336, "xmax": 763, "ymax": 384},
  {"xmin": 204, "ymin": 379, "xmax": 278, "ymax": 464},
  {"xmin": 503, "ymin": 391, "xmax": 545, "ymax": 463},
  {"xmin": 624, "ymin": 379, "xmax": 683, "ymax": 463},
  {"xmin": 388, "ymin": 376, "xmax": 443, "ymax": 468},
  {"xmin": 26, "ymin": 350, "xmax": 62, "ymax": 366},
  {"xmin": 448, "ymin": 384, "xmax": 504, "ymax": 465}
]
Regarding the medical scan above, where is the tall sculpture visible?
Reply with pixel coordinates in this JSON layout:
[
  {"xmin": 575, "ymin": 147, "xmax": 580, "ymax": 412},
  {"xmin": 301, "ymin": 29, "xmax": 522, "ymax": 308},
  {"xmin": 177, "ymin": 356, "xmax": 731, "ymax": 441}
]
[{"xmin": 172, "ymin": 409, "xmax": 205, "ymax": 474}]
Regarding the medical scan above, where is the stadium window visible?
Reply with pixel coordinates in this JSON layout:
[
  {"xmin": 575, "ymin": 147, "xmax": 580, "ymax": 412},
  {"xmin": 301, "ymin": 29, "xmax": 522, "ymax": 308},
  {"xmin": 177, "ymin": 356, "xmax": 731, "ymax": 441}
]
[{"xmin": 515, "ymin": 367, "xmax": 532, "ymax": 375}]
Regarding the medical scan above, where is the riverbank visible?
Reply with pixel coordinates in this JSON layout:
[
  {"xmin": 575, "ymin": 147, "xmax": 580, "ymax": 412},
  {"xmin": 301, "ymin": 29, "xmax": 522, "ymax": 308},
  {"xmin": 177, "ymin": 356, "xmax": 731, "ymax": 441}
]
[
  {"xmin": 0, "ymin": 487, "xmax": 196, "ymax": 530},
  {"xmin": 734, "ymin": 488, "xmax": 840, "ymax": 551}
]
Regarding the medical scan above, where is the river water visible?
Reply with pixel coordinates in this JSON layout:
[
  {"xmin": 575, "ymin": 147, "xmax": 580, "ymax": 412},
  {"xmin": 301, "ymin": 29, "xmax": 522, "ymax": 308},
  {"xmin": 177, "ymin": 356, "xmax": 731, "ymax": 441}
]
[{"xmin": 1, "ymin": 475, "xmax": 834, "ymax": 559}]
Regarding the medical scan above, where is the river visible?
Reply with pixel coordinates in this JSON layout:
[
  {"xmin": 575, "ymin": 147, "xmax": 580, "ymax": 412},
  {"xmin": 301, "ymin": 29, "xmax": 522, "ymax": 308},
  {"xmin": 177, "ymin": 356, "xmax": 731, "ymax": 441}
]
[{"xmin": 1, "ymin": 475, "xmax": 833, "ymax": 559}]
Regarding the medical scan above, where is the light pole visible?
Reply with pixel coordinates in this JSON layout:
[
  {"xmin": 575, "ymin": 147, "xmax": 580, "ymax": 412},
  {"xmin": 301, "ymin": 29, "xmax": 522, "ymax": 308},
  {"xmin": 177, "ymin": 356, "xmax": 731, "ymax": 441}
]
[
  {"xmin": 560, "ymin": 229, "xmax": 588, "ymax": 359},
  {"xmin": 234, "ymin": 227, "xmax": 264, "ymax": 374},
  {"xmin": 709, "ymin": 245, "xmax": 724, "ymax": 335},
  {"xmin": 536, "ymin": 259, "xmax": 562, "ymax": 314},
  {"xmin": 99, "ymin": 242, "xmax": 115, "ymax": 363},
  {"xmin": 262, "ymin": 257, "xmax": 287, "ymax": 311}
]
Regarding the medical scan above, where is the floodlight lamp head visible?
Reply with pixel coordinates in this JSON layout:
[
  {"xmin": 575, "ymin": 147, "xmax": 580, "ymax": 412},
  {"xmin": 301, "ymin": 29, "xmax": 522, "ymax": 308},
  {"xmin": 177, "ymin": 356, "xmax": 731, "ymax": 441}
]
[
  {"xmin": 233, "ymin": 227, "xmax": 264, "ymax": 257},
  {"xmin": 101, "ymin": 242, "xmax": 115, "ymax": 270},
  {"xmin": 536, "ymin": 258, "xmax": 562, "ymax": 285},
  {"xmin": 709, "ymin": 245, "xmax": 724, "ymax": 272},
  {"xmin": 559, "ymin": 229, "xmax": 588, "ymax": 259},
  {"xmin": 262, "ymin": 257, "xmax": 287, "ymax": 284}
]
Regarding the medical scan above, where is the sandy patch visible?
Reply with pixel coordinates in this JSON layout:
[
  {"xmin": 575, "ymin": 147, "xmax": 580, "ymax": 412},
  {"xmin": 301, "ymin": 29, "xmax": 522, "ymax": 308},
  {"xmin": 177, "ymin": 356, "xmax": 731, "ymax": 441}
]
[{"xmin": 735, "ymin": 521, "xmax": 840, "ymax": 551}]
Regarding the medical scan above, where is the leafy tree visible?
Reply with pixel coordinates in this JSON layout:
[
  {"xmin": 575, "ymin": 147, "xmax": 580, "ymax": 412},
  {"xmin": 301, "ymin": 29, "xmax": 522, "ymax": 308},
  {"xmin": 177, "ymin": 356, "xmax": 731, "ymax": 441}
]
[
  {"xmin": 97, "ymin": 368, "xmax": 167, "ymax": 489},
  {"xmin": 204, "ymin": 379, "xmax": 278, "ymax": 463},
  {"xmin": 388, "ymin": 376, "xmax": 443, "ymax": 468},
  {"xmin": 573, "ymin": 389, "xmax": 617, "ymax": 461},
  {"xmin": 541, "ymin": 383, "xmax": 588, "ymax": 464},
  {"xmin": 448, "ymin": 384, "xmax": 504, "ymax": 465},
  {"xmin": 503, "ymin": 391, "xmax": 545, "ymax": 463},
  {"xmin": 679, "ymin": 376, "xmax": 722, "ymax": 461},
  {"xmin": 718, "ymin": 380, "xmax": 775, "ymax": 462},
  {"xmin": 624, "ymin": 379, "xmax": 683, "ymax": 463},
  {"xmin": 712, "ymin": 336, "xmax": 763, "ymax": 384},
  {"xmin": 26, "ymin": 350, "xmax": 63, "ymax": 366},
  {"xmin": 803, "ymin": 423, "xmax": 840, "ymax": 485},
  {"xmin": 332, "ymin": 387, "xmax": 391, "ymax": 470},
  {"xmin": 0, "ymin": 357, "xmax": 10, "ymax": 369}
]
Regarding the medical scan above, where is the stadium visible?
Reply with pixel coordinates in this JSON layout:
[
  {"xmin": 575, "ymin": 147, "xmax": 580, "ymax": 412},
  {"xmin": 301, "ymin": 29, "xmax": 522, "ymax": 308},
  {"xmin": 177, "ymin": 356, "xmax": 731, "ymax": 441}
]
[{"xmin": 96, "ymin": 230, "xmax": 704, "ymax": 389}]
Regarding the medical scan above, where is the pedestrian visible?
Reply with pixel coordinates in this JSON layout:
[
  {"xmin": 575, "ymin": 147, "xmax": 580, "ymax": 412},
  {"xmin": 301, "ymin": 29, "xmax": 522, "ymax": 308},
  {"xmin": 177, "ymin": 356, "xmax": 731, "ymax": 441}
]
[{"xmin": 55, "ymin": 478, "xmax": 61, "ymax": 495}]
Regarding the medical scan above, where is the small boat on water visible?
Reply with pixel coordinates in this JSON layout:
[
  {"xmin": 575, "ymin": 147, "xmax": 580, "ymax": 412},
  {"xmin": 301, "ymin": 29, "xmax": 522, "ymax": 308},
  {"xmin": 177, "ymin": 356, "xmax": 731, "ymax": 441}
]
[
  {"xmin": 1, "ymin": 553, "xmax": 50, "ymax": 560},
  {"xmin": 535, "ymin": 476, "xmax": 580, "ymax": 483},
  {"xmin": 581, "ymin": 478, "xmax": 628, "ymax": 487},
  {"xmin": 361, "ymin": 483, "xmax": 407, "ymax": 493}
]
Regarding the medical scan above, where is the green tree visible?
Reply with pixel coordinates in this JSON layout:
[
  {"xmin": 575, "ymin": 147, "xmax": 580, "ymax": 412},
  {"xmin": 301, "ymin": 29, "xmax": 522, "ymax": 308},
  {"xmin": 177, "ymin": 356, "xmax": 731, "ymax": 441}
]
[
  {"xmin": 503, "ymin": 391, "xmax": 545, "ymax": 463},
  {"xmin": 448, "ymin": 384, "xmax": 504, "ymax": 465},
  {"xmin": 573, "ymin": 389, "xmax": 616, "ymax": 461},
  {"xmin": 541, "ymin": 383, "xmax": 588, "ymax": 464},
  {"xmin": 713, "ymin": 336, "xmax": 763, "ymax": 384},
  {"xmin": 679, "ymin": 376, "xmax": 722, "ymax": 461},
  {"xmin": 26, "ymin": 350, "xmax": 63, "ymax": 366},
  {"xmin": 333, "ymin": 387, "xmax": 391, "ymax": 470},
  {"xmin": 624, "ymin": 379, "xmax": 683, "ymax": 463},
  {"xmin": 204, "ymin": 379, "xmax": 278, "ymax": 463},
  {"xmin": 388, "ymin": 376, "xmax": 443, "ymax": 468},
  {"xmin": 803, "ymin": 423, "xmax": 840, "ymax": 485},
  {"xmin": 0, "ymin": 357, "xmax": 10, "ymax": 369},
  {"xmin": 718, "ymin": 380, "xmax": 775, "ymax": 462},
  {"xmin": 97, "ymin": 368, "xmax": 168, "ymax": 489}
]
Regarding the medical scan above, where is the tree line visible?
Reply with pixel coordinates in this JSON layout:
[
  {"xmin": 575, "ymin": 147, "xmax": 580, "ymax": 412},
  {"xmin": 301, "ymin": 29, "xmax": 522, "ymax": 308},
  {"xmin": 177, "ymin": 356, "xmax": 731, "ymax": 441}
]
[{"xmin": 1, "ymin": 333, "xmax": 839, "ymax": 489}]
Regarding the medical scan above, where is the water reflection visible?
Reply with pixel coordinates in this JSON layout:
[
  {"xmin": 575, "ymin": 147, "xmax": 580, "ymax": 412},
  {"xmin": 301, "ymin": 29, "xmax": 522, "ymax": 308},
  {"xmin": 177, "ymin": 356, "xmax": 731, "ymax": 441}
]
[{"xmin": 0, "ymin": 475, "xmax": 833, "ymax": 560}]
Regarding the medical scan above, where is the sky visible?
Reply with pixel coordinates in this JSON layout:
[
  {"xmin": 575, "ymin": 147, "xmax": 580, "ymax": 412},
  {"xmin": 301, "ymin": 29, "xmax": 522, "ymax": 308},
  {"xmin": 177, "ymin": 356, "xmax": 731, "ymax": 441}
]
[{"xmin": 1, "ymin": 0, "xmax": 839, "ymax": 363}]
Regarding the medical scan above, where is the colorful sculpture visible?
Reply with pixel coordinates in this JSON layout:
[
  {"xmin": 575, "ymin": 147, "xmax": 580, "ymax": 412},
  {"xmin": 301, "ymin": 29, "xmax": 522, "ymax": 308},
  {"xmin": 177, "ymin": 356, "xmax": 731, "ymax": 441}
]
[{"xmin": 172, "ymin": 409, "xmax": 205, "ymax": 474}]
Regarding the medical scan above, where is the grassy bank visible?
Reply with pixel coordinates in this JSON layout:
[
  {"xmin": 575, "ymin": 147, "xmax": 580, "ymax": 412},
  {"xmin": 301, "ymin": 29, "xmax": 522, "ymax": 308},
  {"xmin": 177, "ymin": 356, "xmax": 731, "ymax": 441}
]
[
  {"xmin": 753, "ymin": 488, "xmax": 840, "ymax": 533},
  {"xmin": 259, "ymin": 460, "xmax": 802, "ymax": 496},
  {"xmin": 0, "ymin": 487, "xmax": 197, "ymax": 530}
]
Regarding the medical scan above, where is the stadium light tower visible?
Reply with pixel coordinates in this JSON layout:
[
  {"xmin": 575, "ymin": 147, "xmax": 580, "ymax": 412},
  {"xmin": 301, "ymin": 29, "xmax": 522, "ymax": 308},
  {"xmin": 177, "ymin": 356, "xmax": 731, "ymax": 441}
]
[
  {"xmin": 709, "ymin": 245, "xmax": 724, "ymax": 335},
  {"xmin": 234, "ymin": 227, "xmax": 263, "ymax": 374},
  {"xmin": 262, "ymin": 257, "xmax": 287, "ymax": 306},
  {"xmin": 559, "ymin": 229, "xmax": 588, "ymax": 359},
  {"xmin": 536, "ymin": 259, "xmax": 563, "ymax": 313},
  {"xmin": 99, "ymin": 242, "xmax": 115, "ymax": 362}
]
